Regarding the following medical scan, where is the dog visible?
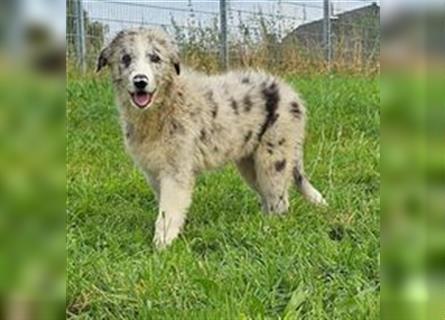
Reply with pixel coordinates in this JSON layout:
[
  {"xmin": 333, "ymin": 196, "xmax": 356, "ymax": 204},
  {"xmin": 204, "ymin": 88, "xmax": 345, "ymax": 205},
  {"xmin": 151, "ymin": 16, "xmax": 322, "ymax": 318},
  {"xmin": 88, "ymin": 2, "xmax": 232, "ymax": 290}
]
[{"xmin": 97, "ymin": 27, "xmax": 327, "ymax": 249}]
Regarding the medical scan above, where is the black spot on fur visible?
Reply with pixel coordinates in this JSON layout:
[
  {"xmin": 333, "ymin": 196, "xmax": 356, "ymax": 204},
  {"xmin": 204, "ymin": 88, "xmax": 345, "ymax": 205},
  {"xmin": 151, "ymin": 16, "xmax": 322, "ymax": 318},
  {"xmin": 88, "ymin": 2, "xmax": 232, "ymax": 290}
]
[
  {"xmin": 169, "ymin": 123, "xmax": 177, "ymax": 135},
  {"xmin": 290, "ymin": 102, "xmax": 302, "ymax": 118},
  {"xmin": 169, "ymin": 120, "xmax": 184, "ymax": 135},
  {"xmin": 275, "ymin": 159, "xmax": 286, "ymax": 172},
  {"xmin": 243, "ymin": 95, "xmax": 253, "ymax": 112},
  {"xmin": 206, "ymin": 90, "xmax": 218, "ymax": 118},
  {"xmin": 267, "ymin": 148, "xmax": 274, "ymax": 155},
  {"xmin": 213, "ymin": 146, "xmax": 219, "ymax": 152},
  {"xmin": 125, "ymin": 123, "xmax": 134, "ymax": 139},
  {"xmin": 293, "ymin": 166, "xmax": 303, "ymax": 186},
  {"xmin": 269, "ymin": 113, "xmax": 279, "ymax": 127},
  {"xmin": 244, "ymin": 130, "xmax": 253, "ymax": 143},
  {"xmin": 266, "ymin": 142, "xmax": 274, "ymax": 148},
  {"xmin": 258, "ymin": 82, "xmax": 280, "ymax": 141},
  {"xmin": 241, "ymin": 77, "xmax": 250, "ymax": 84},
  {"xmin": 230, "ymin": 98, "xmax": 239, "ymax": 115},
  {"xmin": 279, "ymin": 195, "xmax": 284, "ymax": 201},
  {"xmin": 200, "ymin": 129, "xmax": 207, "ymax": 141},
  {"xmin": 278, "ymin": 138, "xmax": 286, "ymax": 145},
  {"xmin": 174, "ymin": 62, "xmax": 181, "ymax": 75}
]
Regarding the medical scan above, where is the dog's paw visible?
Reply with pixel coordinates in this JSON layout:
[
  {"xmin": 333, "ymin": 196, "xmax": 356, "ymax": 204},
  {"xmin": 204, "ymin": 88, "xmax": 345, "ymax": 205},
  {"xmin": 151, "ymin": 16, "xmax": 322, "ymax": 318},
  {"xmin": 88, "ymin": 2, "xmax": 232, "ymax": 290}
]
[
  {"xmin": 153, "ymin": 218, "xmax": 181, "ymax": 250},
  {"xmin": 308, "ymin": 189, "xmax": 328, "ymax": 207}
]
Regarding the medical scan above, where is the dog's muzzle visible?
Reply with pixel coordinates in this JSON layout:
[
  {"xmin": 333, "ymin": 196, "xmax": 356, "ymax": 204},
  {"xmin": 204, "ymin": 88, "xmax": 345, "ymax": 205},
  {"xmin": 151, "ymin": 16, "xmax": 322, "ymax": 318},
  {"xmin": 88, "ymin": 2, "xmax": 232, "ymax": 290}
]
[{"xmin": 129, "ymin": 74, "xmax": 154, "ymax": 109}]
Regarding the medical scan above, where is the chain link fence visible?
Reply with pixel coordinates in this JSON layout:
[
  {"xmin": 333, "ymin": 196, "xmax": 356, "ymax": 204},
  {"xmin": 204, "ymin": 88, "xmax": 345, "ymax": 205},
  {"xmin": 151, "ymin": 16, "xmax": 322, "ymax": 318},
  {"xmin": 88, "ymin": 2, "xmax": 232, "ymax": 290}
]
[{"xmin": 67, "ymin": 0, "xmax": 380, "ymax": 74}]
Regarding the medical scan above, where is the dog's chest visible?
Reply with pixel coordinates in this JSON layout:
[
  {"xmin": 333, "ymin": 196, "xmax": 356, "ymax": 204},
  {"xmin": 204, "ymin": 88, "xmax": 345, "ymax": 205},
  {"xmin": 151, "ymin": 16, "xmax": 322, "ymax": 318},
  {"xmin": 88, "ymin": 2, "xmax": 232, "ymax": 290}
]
[{"xmin": 122, "ymin": 121, "xmax": 165, "ymax": 171}]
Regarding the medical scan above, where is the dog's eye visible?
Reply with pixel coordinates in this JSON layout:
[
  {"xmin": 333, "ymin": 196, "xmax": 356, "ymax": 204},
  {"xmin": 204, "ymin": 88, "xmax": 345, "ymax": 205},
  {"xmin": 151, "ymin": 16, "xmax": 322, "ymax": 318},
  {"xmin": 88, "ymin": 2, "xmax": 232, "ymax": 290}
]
[
  {"xmin": 149, "ymin": 53, "xmax": 161, "ymax": 63},
  {"xmin": 121, "ymin": 54, "xmax": 131, "ymax": 67}
]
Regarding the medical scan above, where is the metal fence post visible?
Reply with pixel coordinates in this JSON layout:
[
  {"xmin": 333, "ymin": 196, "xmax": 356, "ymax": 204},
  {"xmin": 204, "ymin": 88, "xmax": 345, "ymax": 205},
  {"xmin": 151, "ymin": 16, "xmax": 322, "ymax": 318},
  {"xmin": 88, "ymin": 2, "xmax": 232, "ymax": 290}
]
[
  {"xmin": 74, "ymin": 0, "xmax": 86, "ymax": 72},
  {"xmin": 323, "ymin": 0, "xmax": 332, "ymax": 69},
  {"xmin": 219, "ymin": 0, "xmax": 228, "ymax": 70}
]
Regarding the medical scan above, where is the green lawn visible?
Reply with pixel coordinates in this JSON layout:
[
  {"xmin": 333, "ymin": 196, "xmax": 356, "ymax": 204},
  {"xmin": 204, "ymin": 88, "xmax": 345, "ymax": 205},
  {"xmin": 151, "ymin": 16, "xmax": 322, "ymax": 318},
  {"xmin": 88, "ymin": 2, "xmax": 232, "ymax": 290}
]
[{"xmin": 67, "ymin": 74, "xmax": 379, "ymax": 319}]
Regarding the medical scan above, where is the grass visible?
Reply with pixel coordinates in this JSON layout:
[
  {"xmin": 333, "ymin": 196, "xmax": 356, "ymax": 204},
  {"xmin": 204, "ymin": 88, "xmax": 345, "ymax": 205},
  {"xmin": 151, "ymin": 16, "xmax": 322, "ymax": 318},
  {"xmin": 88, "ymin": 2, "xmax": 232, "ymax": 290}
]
[{"xmin": 67, "ymin": 73, "xmax": 379, "ymax": 319}]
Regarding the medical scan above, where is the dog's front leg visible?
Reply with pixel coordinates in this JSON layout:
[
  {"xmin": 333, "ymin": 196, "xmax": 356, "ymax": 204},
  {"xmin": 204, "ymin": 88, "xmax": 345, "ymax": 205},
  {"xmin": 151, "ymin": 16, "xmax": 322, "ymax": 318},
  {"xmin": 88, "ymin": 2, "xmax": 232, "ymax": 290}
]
[
  {"xmin": 143, "ymin": 171, "xmax": 160, "ymax": 201},
  {"xmin": 153, "ymin": 175, "xmax": 193, "ymax": 249}
]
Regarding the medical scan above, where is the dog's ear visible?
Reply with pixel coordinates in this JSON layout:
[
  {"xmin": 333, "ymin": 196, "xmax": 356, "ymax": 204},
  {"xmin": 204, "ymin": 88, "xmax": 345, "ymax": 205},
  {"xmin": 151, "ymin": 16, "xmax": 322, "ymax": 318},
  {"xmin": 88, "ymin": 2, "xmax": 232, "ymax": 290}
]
[
  {"xmin": 169, "ymin": 40, "xmax": 181, "ymax": 75},
  {"xmin": 96, "ymin": 47, "xmax": 110, "ymax": 72},
  {"xmin": 171, "ymin": 49, "xmax": 180, "ymax": 75}
]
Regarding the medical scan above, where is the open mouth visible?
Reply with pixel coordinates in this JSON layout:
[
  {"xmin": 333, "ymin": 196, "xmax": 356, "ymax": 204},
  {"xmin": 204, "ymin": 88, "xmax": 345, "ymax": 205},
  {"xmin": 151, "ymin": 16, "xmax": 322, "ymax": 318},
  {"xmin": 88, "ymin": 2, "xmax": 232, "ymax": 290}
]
[{"xmin": 129, "ymin": 90, "xmax": 154, "ymax": 109}]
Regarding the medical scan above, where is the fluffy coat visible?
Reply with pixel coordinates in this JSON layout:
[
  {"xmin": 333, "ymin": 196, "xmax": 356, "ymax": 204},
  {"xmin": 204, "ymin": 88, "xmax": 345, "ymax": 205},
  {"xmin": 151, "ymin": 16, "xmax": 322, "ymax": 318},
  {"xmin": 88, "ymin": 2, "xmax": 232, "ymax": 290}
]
[{"xmin": 97, "ymin": 28, "xmax": 326, "ymax": 248}]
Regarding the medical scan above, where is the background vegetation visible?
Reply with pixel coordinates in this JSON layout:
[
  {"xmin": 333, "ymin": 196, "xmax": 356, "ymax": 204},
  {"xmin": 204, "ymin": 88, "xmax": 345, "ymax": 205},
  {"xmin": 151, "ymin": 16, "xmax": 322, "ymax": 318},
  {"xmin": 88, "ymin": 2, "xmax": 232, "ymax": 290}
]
[{"xmin": 67, "ymin": 0, "xmax": 379, "ymax": 76}]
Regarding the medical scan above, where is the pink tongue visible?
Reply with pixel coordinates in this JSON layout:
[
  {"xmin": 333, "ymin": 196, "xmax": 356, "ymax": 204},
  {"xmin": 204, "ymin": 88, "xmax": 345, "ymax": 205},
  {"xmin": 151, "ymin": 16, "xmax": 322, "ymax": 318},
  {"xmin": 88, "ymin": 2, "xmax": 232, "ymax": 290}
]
[{"xmin": 134, "ymin": 92, "xmax": 150, "ymax": 107}]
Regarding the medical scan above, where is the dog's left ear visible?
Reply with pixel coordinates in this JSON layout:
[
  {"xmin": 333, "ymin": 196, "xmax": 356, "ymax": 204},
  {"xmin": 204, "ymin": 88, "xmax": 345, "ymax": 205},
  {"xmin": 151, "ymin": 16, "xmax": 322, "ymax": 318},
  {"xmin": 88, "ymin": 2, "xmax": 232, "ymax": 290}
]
[
  {"xmin": 170, "ymin": 43, "xmax": 180, "ymax": 75},
  {"xmin": 162, "ymin": 34, "xmax": 180, "ymax": 75}
]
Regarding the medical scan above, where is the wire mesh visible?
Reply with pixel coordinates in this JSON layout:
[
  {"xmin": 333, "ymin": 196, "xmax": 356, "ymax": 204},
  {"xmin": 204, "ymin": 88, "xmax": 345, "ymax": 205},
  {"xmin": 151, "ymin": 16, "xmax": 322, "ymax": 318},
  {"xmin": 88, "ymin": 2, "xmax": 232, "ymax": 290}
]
[{"xmin": 67, "ymin": 0, "xmax": 380, "ymax": 74}]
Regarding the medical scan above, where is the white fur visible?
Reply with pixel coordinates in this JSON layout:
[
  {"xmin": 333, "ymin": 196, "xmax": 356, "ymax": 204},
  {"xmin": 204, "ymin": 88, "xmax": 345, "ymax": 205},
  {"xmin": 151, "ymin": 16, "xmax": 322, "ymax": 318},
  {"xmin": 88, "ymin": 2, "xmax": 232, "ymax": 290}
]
[{"xmin": 98, "ymin": 27, "xmax": 327, "ymax": 249}]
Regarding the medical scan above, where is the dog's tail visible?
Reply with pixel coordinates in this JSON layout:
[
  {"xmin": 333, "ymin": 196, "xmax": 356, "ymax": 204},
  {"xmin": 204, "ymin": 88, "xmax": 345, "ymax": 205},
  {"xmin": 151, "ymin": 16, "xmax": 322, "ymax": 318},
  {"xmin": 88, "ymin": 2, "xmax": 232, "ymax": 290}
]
[{"xmin": 293, "ymin": 144, "xmax": 327, "ymax": 206}]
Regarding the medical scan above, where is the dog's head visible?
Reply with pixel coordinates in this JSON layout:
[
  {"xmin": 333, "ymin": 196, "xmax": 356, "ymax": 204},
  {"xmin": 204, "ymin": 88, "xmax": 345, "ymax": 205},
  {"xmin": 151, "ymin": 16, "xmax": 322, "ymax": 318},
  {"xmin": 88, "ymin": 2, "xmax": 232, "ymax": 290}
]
[{"xmin": 97, "ymin": 27, "xmax": 180, "ymax": 110}]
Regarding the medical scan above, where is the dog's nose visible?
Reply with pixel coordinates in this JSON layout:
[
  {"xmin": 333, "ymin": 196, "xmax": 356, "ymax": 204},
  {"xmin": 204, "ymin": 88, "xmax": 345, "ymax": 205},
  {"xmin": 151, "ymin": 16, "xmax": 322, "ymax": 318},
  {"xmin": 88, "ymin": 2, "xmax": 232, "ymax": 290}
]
[{"xmin": 133, "ymin": 74, "xmax": 148, "ymax": 89}]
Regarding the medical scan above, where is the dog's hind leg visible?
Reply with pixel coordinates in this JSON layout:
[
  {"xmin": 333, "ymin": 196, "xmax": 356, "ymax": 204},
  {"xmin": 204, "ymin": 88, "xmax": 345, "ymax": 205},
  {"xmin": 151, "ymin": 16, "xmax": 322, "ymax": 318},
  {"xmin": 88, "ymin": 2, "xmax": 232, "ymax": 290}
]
[
  {"xmin": 237, "ymin": 156, "xmax": 274, "ymax": 210},
  {"xmin": 293, "ymin": 144, "xmax": 327, "ymax": 206}
]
